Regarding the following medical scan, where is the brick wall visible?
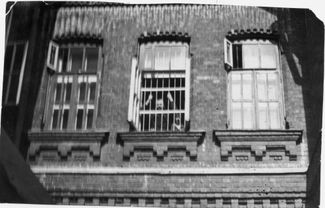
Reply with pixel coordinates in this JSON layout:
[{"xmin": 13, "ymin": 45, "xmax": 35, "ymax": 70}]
[{"xmin": 27, "ymin": 4, "xmax": 324, "ymax": 207}]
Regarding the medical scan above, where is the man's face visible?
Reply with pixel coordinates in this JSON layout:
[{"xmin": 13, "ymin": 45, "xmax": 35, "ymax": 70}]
[{"xmin": 156, "ymin": 99, "xmax": 164, "ymax": 110}]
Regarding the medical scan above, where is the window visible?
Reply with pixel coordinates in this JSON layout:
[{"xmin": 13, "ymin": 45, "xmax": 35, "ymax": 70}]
[
  {"xmin": 3, "ymin": 41, "xmax": 28, "ymax": 105},
  {"xmin": 128, "ymin": 42, "xmax": 191, "ymax": 131},
  {"xmin": 225, "ymin": 39, "xmax": 284, "ymax": 129},
  {"xmin": 45, "ymin": 42, "xmax": 100, "ymax": 130}
]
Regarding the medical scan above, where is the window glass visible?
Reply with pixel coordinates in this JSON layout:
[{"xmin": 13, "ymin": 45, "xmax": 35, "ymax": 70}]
[
  {"xmin": 87, "ymin": 109, "xmax": 94, "ymax": 129},
  {"xmin": 257, "ymin": 73, "xmax": 267, "ymax": 100},
  {"xmin": 269, "ymin": 103, "xmax": 280, "ymax": 129},
  {"xmin": 65, "ymin": 82, "xmax": 72, "ymax": 102},
  {"xmin": 242, "ymin": 44, "xmax": 259, "ymax": 68},
  {"xmin": 79, "ymin": 82, "xmax": 86, "ymax": 102},
  {"xmin": 55, "ymin": 83, "xmax": 62, "ymax": 103},
  {"xmin": 267, "ymin": 73, "xmax": 278, "ymax": 100},
  {"xmin": 257, "ymin": 103, "xmax": 268, "ymax": 129},
  {"xmin": 70, "ymin": 48, "xmax": 83, "ymax": 72},
  {"xmin": 62, "ymin": 109, "xmax": 69, "ymax": 129},
  {"xmin": 231, "ymin": 102, "xmax": 242, "ymax": 129},
  {"xmin": 231, "ymin": 74, "xmax": 241, "ymax": 100},
  {"xmin": 52, "ymin": 109, "xmax": 59, "ymax": 129},
  {"xmin": 76, "ymin": 108, "xmax": 84, "ymax": 129},
  {"xmin": 155, "ymin": 46, "xmax": 170, "ymax": 70},
  {"xmin": 85, "ymin": 48, "xmax": 98, "ymax": 72},
  {"xmin": 242, "ymin": 74, "xmax": 252, "ymax": 100},
  {"xmin": 142, "ymin": 47, "xmax": 153, "ymax": 69},
  {"xmin": 260, "ymin": 44, "xmax": 277, "ymax": 68},
  {"xmin": 7, "ymin": 74, "xmax": 20, "ymax": 103},
  {"xmin": 243, "ymin": 102, "xmax": 253, "ymax": 129},
  {"xmin": 59, "ymin": 48, "xmax": 69, "ymax": 72},
  {"xmin": 170, "ymin": 46, "xmax": 186, "ymax": 69},
  {"xmin": 89, "ymin": 82, "xmax": 96, "ymax": 103},
  {"xmin": 232, "ymin": 45, "xmax": 242, "ymax": 68}
]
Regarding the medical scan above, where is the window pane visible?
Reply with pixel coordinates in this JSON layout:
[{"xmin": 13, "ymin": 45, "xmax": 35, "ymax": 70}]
[
  {"xmin": 140, "ymin": 47, "xmax": 153, "ymax": 69},
  {"xmin": 232, "ymin": 44, "xmax": 242, "ymax": 68},
  {"xmin": 59, "ymin": 48, "xmax": 69, "ymax": 72},
  {"xmin": 231, "ymin": 74, "xmax": 241, "ymax": 100},
  {"xmin": 269, "ymin": 102, "xmax": 280, "ymax": 129},
  {"xmin": 87, "ymin": 109, "xmax": 94, "ymax": 129},
  {"xmin": 76, "ymin": 109, "xmax": 83, "ymax": 129},
  {"xmin": 62, "ymin": 109, "xmax": 69, "ymax": 129},
  {"xmin": 260, "ymin": 44, "xmax": 277, "ymax": 68},
  {"xmin": 52, "ymin": 109, "xmax": 59, "ymax": 129},
  {"xmin": 268, "ymin": 73, "xmax": 278, "ymax": 100},
  {"xmin": 70, "ymin": 48, "xmax": 83, "ymax": 72},
  {"xmin": 257, "ymin": 73, "xmax": 267, "ymax": 100},
  {"xmin": 243, "ymin": 102, "xmax": 253, "ymax": 129},
  {"xmin": 89, "ymin": 82, "xmax": 96, "ymax": 102},
  {"xmin": 12, "ymin": 43, "xmax": 25, "ymax": 74},
  {"xmin": 257, "ymin": 103, "xmax": 268, "ymax": 129},
  {"xmin": 79, "ymin": 82, "xmax": 86, "ymax": 102},
  {"xmin": 4, "ymin": 44, "xmax": 13, "ymax": 74},
  {"xmin": 7, "ymin": 74, "xmax": 19, "ymax": 103},
  {"xmin": 55, "ymin": 83, "xmax": 62, "ymax": 103},
  {"xmin": 85, "ymin": 48, "xmax": 98, "ymax": 73},
  {"xmin": 242, "ymin": 73, "xmax": 252, "ymax": 100},
  {"xmin": 242, "ymin": 45, "xmax": 259, "ymax": 68},
  {"xmin": 2, "ymin": 74, "xmax": 9, "ymax": 101},
  {"xmin": 65, "ymin": 83, "xmax": 72, "ymax": 102},
  {"xmin": 170, "ymin": 46, "xmax": 186, "ymax": 69},
  {"xmin": 155, "ymin": 47, "xmax": 169, "ymax": 70},
  {"xmin": 232, "ymin": 102, "xmax": 242, "ymax": 129}
]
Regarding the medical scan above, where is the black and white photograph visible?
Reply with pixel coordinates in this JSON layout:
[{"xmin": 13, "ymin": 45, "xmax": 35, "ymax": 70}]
[{"xmin": 0, "ymin": 1, "xmax": 324, "ymax": 208}]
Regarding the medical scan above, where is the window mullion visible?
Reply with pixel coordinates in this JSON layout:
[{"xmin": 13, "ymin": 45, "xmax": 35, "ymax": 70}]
[
  {"xmin": 70, "ymin": 75, "xmax": 78, "ymax": 130},
  {"xmin": 252, "ymin": 71, "xmax": 256, "ymax": 129},
  {"xmin": 240, "ymin": 73, "xmax": 244, "ymax": 129}
]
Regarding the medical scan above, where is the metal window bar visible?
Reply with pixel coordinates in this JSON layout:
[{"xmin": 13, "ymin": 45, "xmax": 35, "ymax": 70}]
[{"xmin": 140, "ymin": 71, "xmax": 185, "ymax": 131}]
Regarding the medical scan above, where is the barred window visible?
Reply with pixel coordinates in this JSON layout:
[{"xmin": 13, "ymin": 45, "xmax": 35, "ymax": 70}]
[
  {"xmin": 128, "ymin": 42, "xmax": 191, "ymax": 131},
  {"xmin": 225, "ymin": 39, "xmax": 284, "ymax": 129},
  {"xmin": 45, "ymin": 43, "xmax": 100, "ymax": 130}
]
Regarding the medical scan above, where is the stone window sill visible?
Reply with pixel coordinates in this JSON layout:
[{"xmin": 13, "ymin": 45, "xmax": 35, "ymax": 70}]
[
  {"xmin": 213, "ymin": 130, "xmax": 302, "ymax": 162},
  {"xmin": 117, "ymin": 131, "xmax": 205, "ymax": 162},
  {"xmin": 28, "ymin": 131, "xmax": 109, "ymax": 163}
]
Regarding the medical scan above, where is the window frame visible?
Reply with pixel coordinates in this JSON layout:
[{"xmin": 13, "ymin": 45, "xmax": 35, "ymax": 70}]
[
  {"xmin": 44, "ymin": 42, "xmax": 102, "ymax": 131},
  {"xmin": 3, "ymin": 41, "xmax": 29, "ymax": 106},
  {"xmin": 226, "ymin": 39, "xmax": 285, "ymax": 130},
  {"xmin": 128, "ymin": 41, "xmax": 191, "ymax": 132}
]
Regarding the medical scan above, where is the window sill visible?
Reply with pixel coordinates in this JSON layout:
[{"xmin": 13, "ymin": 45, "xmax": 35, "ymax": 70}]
[
  {"xmin": 117, "ymin": 131, "xmax": 205, "ymax": 162},
  {"xmin": 28, "ymin": 130, "xmax": 109, "ymax": 164},
  {"xmin": 213, "ymin": 130, "xmax": 302, "ymax": 162}
]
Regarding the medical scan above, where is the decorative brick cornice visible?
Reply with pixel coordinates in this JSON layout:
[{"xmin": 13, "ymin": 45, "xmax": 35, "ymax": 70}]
[
  {"xmin": 28, "ymin": 131, "xmax": 108, "ymax": 142},
  {"xmin": 138, "ymin": 31, "xmax": 191, "ymax": 44},
  {"xmin": 214, "ymin": 130, "xmax": 302, "ymax": 162},
  {"xmin": 28, "ymin": 131, "xmax": 109, "ymax": 163},
  {"xmin": 117, "ymin": 131, "xmax": 205, "ymax": 162},
  {"xmin": 226, "ymin": 28, "xmax": 279, "ymax": 41}
]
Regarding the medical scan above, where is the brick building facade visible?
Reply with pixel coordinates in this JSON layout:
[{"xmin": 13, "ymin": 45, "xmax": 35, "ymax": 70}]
[{"xmin": 2, "ymin": 2, "xmax": 323, "ymax": 208}]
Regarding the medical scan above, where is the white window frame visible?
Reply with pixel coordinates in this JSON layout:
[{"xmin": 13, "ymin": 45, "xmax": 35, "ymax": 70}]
[
  {"xmin": 128, "ymin": 42, "xmax": 191, "ymax": 131},
  {"xmin": 47, "ymin": 40, "xmax": 59, "ymax": 71},
  {"xmin": 46, "ymin": 43, "xmax": 101, "ymax": 131},
  {"xmin": 3, "ymin": 41, "xmax": 29, "ymax": 105},
  {"xmin": 226, "ymin": 39, "xmax": 285, "ymax": 130}
]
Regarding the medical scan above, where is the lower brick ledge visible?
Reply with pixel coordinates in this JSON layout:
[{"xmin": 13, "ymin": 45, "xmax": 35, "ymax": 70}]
[{"xmin": 30, "ymin": 166, "xmax": 308, "ymax": 175}]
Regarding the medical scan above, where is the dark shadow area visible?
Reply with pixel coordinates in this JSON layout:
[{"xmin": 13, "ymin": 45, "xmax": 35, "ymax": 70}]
[
  {"xmin": 264, "ymin": 8, "xmax": 323, "ymax": 208},
  {"xmin": 1, "ymin": 2, "xmax": 61, "ymax": 203}
]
